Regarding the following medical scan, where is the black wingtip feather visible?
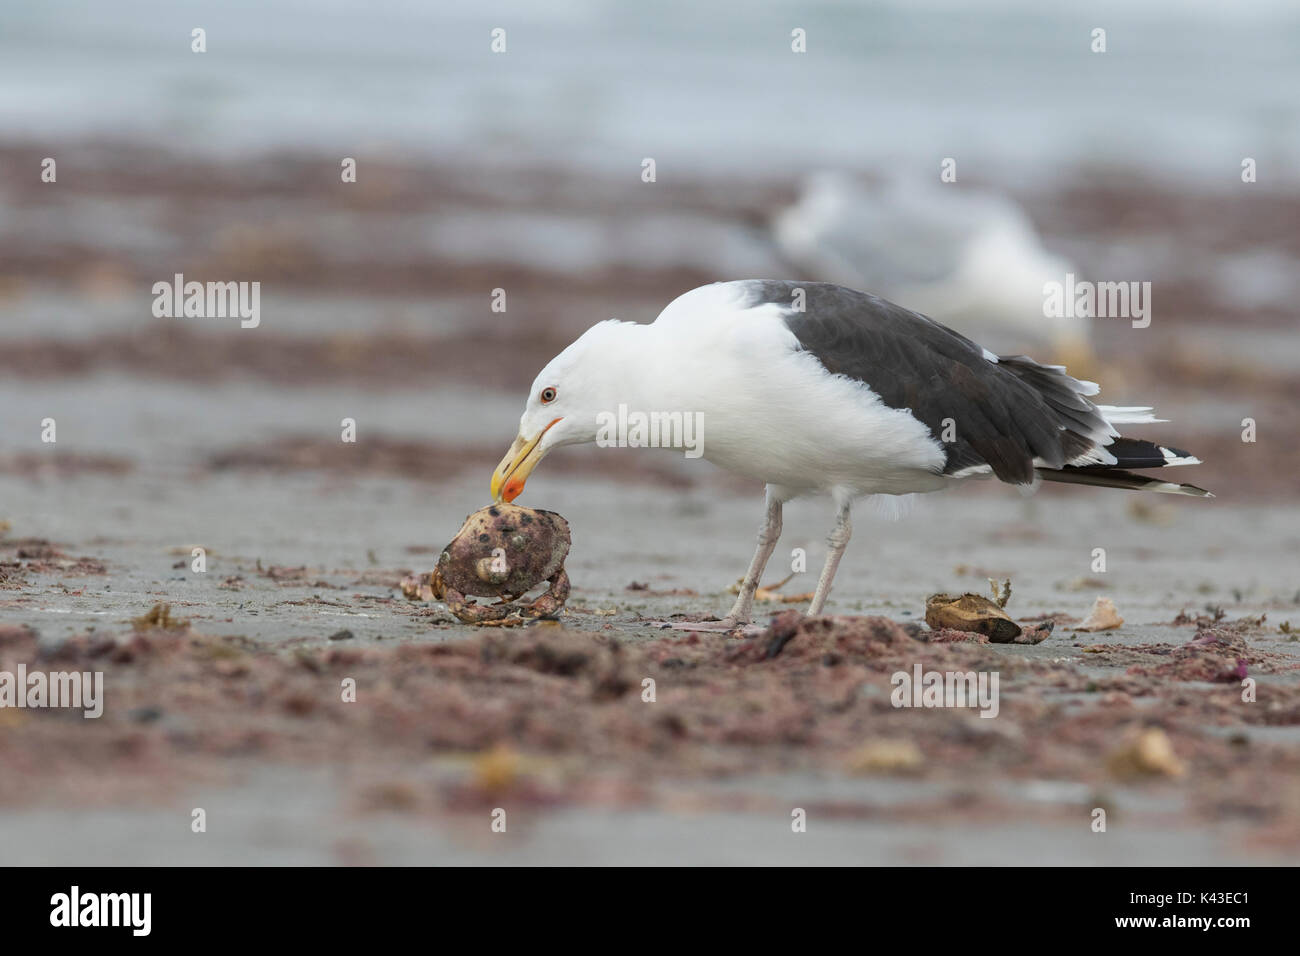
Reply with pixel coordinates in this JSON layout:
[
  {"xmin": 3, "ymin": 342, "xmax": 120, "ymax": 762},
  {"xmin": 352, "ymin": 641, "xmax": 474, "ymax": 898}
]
[{"xmin": 1037, "ymin": 466, "xmax": 1213, "ymax": 498}]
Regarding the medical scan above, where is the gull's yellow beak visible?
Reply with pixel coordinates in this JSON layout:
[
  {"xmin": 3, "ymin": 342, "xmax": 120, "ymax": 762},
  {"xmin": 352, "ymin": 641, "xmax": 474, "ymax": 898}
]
[{"xmin": 490, "ymin": 418, "xmax": 561, "ymax": 503}]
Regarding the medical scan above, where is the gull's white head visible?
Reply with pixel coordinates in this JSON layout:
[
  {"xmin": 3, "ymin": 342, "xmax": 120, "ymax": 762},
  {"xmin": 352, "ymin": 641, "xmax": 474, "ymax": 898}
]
[{"xmin": 490, "ymin": 319, "xmax": 639, "ymax": 502}]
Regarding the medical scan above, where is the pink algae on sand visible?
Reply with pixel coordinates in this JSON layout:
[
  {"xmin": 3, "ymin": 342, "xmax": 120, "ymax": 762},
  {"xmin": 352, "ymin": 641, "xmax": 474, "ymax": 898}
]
[{"xmin": 1123, "ymin": 629, "xmax": 1257, "ymax": 684}]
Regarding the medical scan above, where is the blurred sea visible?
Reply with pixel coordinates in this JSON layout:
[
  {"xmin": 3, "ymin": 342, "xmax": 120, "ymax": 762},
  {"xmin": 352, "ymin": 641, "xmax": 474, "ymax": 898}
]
[{"xmin": 3, "ymin": 0, "xmax": 1299, "ymax": 186}]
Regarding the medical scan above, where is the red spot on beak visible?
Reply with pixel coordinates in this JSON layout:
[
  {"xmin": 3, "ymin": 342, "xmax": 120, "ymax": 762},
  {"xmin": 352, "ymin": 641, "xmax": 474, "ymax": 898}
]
[{"xmin": 502, "ymin": 477, "xmax": 525, "ymax": 502}]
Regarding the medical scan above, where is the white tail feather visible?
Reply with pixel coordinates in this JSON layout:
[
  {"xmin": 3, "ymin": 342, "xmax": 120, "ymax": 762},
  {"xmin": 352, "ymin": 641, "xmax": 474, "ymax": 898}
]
[{"xmin": 1097, "ymin": 404, "xmax": 1167, "ymax": 425}]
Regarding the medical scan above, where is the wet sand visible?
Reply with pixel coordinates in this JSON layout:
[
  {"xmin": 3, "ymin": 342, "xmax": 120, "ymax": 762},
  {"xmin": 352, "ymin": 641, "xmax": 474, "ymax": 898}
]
[
  {"xmin": 3, "ymin": 448, "xmax": 1299, "ymax": 864},
  {"xmin": 2, "ymin": 143, "xmax": 1299, "ymax": 864}
]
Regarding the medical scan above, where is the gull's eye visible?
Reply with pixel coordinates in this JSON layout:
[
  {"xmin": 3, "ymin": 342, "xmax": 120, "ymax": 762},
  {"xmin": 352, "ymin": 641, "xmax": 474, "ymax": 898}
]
[{"xmin": 540, "ymin": 386, "xmax": 558, "ymax": 404}]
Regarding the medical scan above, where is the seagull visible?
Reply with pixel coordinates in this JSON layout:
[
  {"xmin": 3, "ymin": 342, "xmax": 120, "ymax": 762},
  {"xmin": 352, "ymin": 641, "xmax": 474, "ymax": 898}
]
[
  {"xmin": 774, "ymin": 172, "xmax": 1095, "ymax": 373},
  {"xmin": 490, "ymin": 280, "xmax": 1209, "ymax": 626}
]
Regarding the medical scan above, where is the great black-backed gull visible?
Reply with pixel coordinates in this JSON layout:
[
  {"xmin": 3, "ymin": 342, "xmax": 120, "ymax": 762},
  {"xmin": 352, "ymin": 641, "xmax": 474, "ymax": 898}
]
[{"xmin": 491, "ymin": 280, "xmax": 1209, "ymax": 625}]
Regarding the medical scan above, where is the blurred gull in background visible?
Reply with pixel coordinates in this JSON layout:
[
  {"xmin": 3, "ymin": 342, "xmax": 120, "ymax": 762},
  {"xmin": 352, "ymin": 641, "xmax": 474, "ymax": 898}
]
[{"xmin": 773, "ymin": 171, "xmax": 1095, "ymax": 373}]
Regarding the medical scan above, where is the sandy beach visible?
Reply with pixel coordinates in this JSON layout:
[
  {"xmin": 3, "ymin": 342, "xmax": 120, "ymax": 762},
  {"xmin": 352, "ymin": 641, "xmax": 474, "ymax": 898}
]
[{"xmin": 2, "ymin": 138, "xmax": 1299, "ymax": 864}]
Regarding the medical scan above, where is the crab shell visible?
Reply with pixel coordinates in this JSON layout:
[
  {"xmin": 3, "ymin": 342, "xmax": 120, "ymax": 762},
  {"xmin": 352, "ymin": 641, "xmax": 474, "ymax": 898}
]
[
  {"xmin": 431, "ymin": 503, "xmax": 571, "ymax": 624},
  {"xmin": 924, "ymin": 592, "xmax": 1022, "ymax": 643}
]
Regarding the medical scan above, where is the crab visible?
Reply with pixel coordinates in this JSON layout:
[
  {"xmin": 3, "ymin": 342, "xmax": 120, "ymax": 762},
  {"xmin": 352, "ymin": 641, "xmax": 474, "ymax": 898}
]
[{"xmin": 418, "ymin": 503, "xmax": 571, "ymax": 625}]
